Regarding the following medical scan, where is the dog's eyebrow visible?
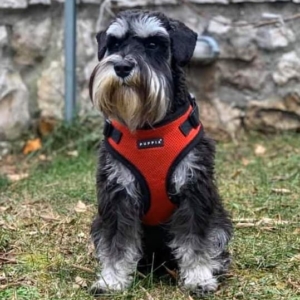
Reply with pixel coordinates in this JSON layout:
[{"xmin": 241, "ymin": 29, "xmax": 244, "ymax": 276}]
[
  {"xmin": 107, "ymin": 18, "xmax": 128, "ymax": 39},
  {"xmin": 131, "ymin": 17, "xmax": 168, "ymax": 38}
]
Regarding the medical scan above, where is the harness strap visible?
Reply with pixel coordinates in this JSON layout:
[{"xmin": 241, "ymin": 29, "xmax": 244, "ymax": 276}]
[
  {"xmin": 179, "ymin": 105, "xmax": 200, "ymax": 136},
  {"xmin": 103, "ymin": 97, "xmax": 200, "ymax": 142},
  {"xmin": 103, "ymin": 120, "xmax": 122, "ymax": 144}
]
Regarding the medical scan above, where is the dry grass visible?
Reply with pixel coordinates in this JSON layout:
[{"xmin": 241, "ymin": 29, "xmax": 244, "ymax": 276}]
[{"xmin": 0, "ymin": 130, "xmax": 299, "ymax": 300}]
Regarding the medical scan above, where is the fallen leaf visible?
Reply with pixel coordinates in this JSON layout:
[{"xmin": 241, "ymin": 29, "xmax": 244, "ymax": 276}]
[
  {"xmin": 293, "ymin": 228, "xmax": 300, "ymax": 235},
  {"xmin": 163, "ymin": 264, "xmax": 178, "ymax": 279},
  {"xmin": 140, "ymin": 287, "xmax": 155, "ymax": 300},
  {"xmin": 231, "ymin": 169, "xmax": 242, "ymax": 179},
  {"xmin": 235, "ymin": 217, "xmax": 292, "ymax": 228},
  {"xmin": 23, "ymin": 138, "xmax": 42, "ymax": 155},
  {"xmin": 288, "ymin": 278, "xmax": 300, "ymax": 290},
  {"xmin": 0, "ymin": 206, "xmax": 9, "ymax": 212},
  {"xmin": 290, "ymin": 254, "xmax": 300, "ymax": 262},
  {"xmin": 254, "ymin": 144, "xmax": 266, "ymax": 156},
  {"xmin": 258, "ymin": 218, "xmax": 290, "ymax": 225},
  {"xmin": 38, "ymin": 117, "xmax": 56, "ymax": 137},
  {"xmin": 271, "ymin": 188, "xmax": 291, "ymax": 194},
  {"xmin": 137, "ymin": 271, "xmax": 147, "ymax": 279},
  {"xmin": 66, "ymin": 150, "xmax": 78, "ymax": 157},
  {"xmin": 0, "ymin": 282, "xmax": 23, "ymax": 291},
  {"xmin": 236, "ymin": 223, "xmax": 256, "ymax": 228},
  {"xmin": 261, "ymin": 226, "xmax": 276, "ymax": 231},
  {"xmin": 7, "ymin": 173, "xmax": 29, "ymax": 182},
  {"xmin": 271, "ymin": 175, "xmax": 290, "ymax": 181},
  {"xmin": 77, "ymin": 232, "xmax": 85, "ymax": 238},
  {"xmin": 60, "ymin": 217, "xmax": 76, "ymax": 225},
  {"xmin": 28, "ymin": 231, "xmax": 38, "ymax": 236},
  {"xmin": 74, "ymin": 201, "xmax": 87, "ymax": 213},
  {"xmin": 241, "ymin": 158, "xmax": 250, "ymax": 166},
  {"xmin": 40, "ymin": 214, "xmax": 59, "ymax": 221},
  {"xmin": 71, "ymin": 264, "xmax": 94, "ymax": 274},
  {"xmin": 0, "ymin": 256, "xmax": 17, "ymax": 264},
  {"xmin": 38, "ymin": 154, "xmax": 52, "ymax": 161},
  {"xmin": 74, "ymin": 276, "xmax": 87, "ymax": 288},
  {"xmin": 276, "ymin": 282, "xmax": 286, "ymax": 290}
]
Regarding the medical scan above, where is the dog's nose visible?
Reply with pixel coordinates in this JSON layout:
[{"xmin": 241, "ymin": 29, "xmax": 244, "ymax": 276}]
[{"xmin": 114, "ymin": 61, "xmax": 135, "ymax": 78}]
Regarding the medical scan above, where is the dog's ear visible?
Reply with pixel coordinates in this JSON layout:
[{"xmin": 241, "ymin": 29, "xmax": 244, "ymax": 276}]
[
  {"xmin": 168, "ymin": 20, "xmax": 197, "ymax": 67},
  {"xmin": 96, "ymin": 30, "xmax": 107, "ymax": 61}
]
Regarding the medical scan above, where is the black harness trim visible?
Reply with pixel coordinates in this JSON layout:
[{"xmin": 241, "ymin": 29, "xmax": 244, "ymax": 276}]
[
  {"xmin": 166, "ymin": 126, "xmax": 204, "ymax": 205},
  {"xmin": 104, "ymin": 139, "xmax": 151, "ymax": 216}
]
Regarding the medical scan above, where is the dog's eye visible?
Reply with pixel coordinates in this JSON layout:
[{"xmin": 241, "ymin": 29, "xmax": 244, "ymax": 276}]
[
  {"xmin": 145, "ymin": 41, "xmax": 158, "ymax": 50},
  {"xmin": 107, "ymin": 37, "xmax": 121, "ymax": 52},
  {"xmin": 109, "ymin": 41, "xmax": 120, "ymax": 51}
]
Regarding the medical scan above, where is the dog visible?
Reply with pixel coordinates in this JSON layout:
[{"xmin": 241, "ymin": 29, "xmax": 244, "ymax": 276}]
[{"xmin": 89, "ymin": 9, "xmax": 233, "ymax": 296}]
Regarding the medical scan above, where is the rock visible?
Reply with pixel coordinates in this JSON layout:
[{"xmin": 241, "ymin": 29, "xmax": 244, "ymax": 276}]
[
  {"xmin": 79, "ymin": 57, "xmax": 99, "ymax": 116},
  {"xmin": 77, "ymin": 19, "xmax": 96, "ymax": 67},
  {"xmin": 190, "ymin": 0, "xmax": 228, "ymax": 3},
  {"xmin": 256, "ymin": 27, "xmax": 295, "ymax": 51},
  {"xmin": 0, "ymin": 26, "xmax": 9, "ymax": 59},
  {"xmin": 0, "ymin": 141, "xmax": 11, "ymax": 158},
  {"xmin": 37, "ymin": 60, "xmax": 65, "ymax": 119},
  {"xmin": 159, "ymin": 5, "xmax": 204, "ymax": 34},
  {"xmin": 56, "ymin": 18, "xmax": 96, "ymax": 66},
  {"xmin": 227, "ymin": 25, "xmax": 257, "ymax": 62},
  {"xmin": 217, "ymin": 86, "xmax": 250, "ymax": 107},
  {"xmin": 197, "ymin": 98, "xmax": 242, "ymax": 141},
  {"xmin": 11, "ymin": 17, "xmax": 52, "ymax": 65},
  {"xmin": 81, "ymin": 0, "xmax": 102, "ymax": 3},
  {"xmin": 0, "ymin": 26, "xmax": 8, "ymax": 48},
  {"xmin": 219, "ymin": 60, "xmax": 268, "ymax": 91},
  {"xmin": 0, "ymin": 68, "xmax": 30, "ymax": 140},
  {"xmin": 209, "ymin": 19, "xmax": 257, "ymax": 62},
  {"xmin": 112, "ymin": 0, "xmax": 178, "ymax": 7},
  {"xmin": 231, "ymin": 0, "xmax": 265, "ymax": 2},
  {"xmin": 53, "ymin": 0, "xmax": 81, "ymax": 3},
  {"xmin": 207, "ymin": 16, "xmax": 231, "ymax": 35},
  {"xmin": 273, "ymin": 51, "xmax": 300, "ymax": 86},
  {"xmin": 212, "ymin": 97, "xmax": 242, "ymax": 139},
  {"xmin": 0, "ymin": 0, "xmax": 27, "ymax": 8},
  {"xmin": 29, "ymin": 0, "xmax": 51, "ymax": 4},
  {"xmin": 245, "ymin": 93, "xmax": 300, "ymax": 132}
]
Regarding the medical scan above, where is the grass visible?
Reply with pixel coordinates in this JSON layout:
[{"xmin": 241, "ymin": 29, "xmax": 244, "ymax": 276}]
[{"xmin": 0, "ymin": 127, "xmax": 299, "ymax": 300}]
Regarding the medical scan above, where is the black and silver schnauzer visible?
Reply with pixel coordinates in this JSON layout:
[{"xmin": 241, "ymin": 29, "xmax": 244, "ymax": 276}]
[{"xmin": 89, "ymin": 9, "xmax": 233, "ymax": 296}]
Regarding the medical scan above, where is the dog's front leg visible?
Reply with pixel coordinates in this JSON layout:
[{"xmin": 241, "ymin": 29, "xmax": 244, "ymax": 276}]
[
  {"xmin": 90, "ymin": 188, "xmax": 142, "ymax": 294},
  {"xmin": 168, "ymin": 185, "xmax": 231, "ymax": 295},
  {"xmin": 169, "ymin": 199, "xmax": 218, "ymax": 295}
]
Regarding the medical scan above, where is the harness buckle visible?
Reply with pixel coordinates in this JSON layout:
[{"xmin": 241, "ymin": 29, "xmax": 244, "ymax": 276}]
[
  {"xmin": 103, "ymin": 120, "xmax": 113, "ymax": 137},
  {"xmin": 189, "ymin": 106, "xmax": 200, "ymax": 129}
]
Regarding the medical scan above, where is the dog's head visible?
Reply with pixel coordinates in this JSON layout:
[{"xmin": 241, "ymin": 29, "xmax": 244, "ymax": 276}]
[{"xmin": 89, "ymin": 10, "xmax": 197, "ymax": 131}]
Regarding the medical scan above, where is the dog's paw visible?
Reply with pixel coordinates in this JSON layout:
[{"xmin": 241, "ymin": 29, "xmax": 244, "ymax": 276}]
[
  {"xmin": 180, "ymin": 265, "xmax": 218, "ymax": 295},
  {"xmin": 182, "ymin": 277, "xmax": 218, "ymax": 296},
  {"xmin": 89, "ymin": 272, "xmax": 132, "ymax": 296},
  {"xmin": 89, "ymin": 281, "xmax": 108, "ymax": 296}
]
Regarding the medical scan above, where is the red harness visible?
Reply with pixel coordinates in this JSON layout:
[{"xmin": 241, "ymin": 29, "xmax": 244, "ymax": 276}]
[{"xmin": 104, "ymin": 100, "xmax": 203, "ymax": 226}]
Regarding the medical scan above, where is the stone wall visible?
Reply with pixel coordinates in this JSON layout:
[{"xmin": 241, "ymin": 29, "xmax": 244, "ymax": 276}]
[{"xmin": 0, "ymin": 0, "xmax": 300, "ymax": 141}]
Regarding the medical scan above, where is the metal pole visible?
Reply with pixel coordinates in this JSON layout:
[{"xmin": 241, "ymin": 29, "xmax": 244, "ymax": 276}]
[{"xmin": 64, "ymin": 0, "xmax": 76, "ymax": 123}]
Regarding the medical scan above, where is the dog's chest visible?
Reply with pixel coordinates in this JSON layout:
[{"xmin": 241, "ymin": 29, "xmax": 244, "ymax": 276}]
[
  {"xmin": 103, "ymin": 105, "xmax": 202, "ymax": 225},
  {"xmin": 105, "ymin": 142, "xmax": 200, "ymax": 225}
]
